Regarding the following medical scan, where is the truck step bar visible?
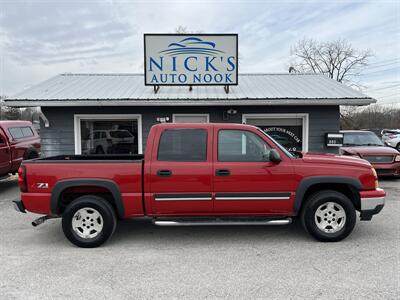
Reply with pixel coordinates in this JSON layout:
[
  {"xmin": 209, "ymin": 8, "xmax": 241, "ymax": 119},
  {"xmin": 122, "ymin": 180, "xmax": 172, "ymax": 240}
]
[{"xmin": 153, "ymin": 217, "xmax": 292, "ymax": 227}]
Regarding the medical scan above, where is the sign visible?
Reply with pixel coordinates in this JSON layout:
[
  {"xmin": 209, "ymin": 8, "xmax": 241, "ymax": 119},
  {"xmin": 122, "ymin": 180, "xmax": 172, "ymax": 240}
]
[
  {"xmin": 144, "ymin": 34, "xmax": 238, "ymax": 86},
  {"xmin": 260, "ymin": 126, "xmax": 303, "ymax": 152},
  {"xmin": 325, "ymin": 133, "xmax": 344, "ymax": 147}
]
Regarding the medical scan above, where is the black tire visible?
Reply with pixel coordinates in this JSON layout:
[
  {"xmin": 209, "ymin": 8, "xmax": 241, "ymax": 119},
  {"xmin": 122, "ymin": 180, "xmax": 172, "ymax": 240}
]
[
  {"xmin": 396, "ymin": 143, "xmax": 400, "ymax": 152},
  {"xmin": 62, "ymin": 195, "xmax": 117, "ymax": 248},
  {"xmin": 301, "ymin": 190, "xmax": 356, "ymax": 242}
]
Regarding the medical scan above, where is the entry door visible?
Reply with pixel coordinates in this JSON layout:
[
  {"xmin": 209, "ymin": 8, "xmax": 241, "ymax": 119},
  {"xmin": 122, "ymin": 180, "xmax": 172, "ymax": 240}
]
[
  {"xmin": 213, "ymin": 128, "xmax": 296, "ymax": 214},
  {"xmin": 149, "ymin": 127, "xmax": 213, "ymax": 215},
  {"xmin": 0, "ymin": 130, "xmax": 11, "ymax": 175}
]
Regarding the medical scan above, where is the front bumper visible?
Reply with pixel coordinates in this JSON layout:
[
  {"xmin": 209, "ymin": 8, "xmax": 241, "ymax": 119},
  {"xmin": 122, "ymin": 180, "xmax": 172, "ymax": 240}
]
[
  {"xmin": 13, "ymin": 200, "xmax": 26, "ymax": 213},
  {"xmin": 372, "ymin": 161, "xmax": 400, "ymax": 177},
  {"xmin": 359, "ymin": 188, "xmax": 385, "ymax": 221}
]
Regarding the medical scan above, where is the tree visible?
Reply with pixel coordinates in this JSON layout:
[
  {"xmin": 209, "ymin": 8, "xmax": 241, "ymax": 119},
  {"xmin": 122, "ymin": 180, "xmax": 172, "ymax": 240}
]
[{"xmin": 289, "ymin": 38, "xmax": 373, "ymax": 87}]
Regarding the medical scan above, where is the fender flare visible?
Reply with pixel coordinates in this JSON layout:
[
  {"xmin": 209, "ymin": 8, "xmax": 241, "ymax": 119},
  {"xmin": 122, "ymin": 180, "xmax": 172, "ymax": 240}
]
[
  {"xmin": 294, "ymin": 176, "xmax": 362, "ymax": 214},
  {"xmin": 51, "ymin": 178, "xmax": 124, "ymax": 218}
]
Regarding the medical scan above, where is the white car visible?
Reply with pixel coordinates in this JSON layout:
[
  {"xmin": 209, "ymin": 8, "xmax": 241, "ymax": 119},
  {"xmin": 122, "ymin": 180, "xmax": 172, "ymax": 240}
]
[
  {"xmin": 83, "ymin": 129, "xmax": 136, "ymax": 154},
  {"xmin": 385, "ymin": 134, "xmax": 400, "ymax": 151},
  {"xmin": 381, "ymin": 129, "xmax": 400, "ymax": 144}
]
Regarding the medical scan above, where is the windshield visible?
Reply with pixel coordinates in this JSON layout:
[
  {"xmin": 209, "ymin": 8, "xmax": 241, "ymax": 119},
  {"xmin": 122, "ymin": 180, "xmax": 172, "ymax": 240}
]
[
  {"xmin": 109, "ymin": 130, "xmax": 133, "ymax": 138},
  {"xmin": 343, "ymin": 132, "xmax": 384, "ymax": 146},
  {"xmin": 258, "ymin": 129, "xmax": 295, "ymax": 159}
]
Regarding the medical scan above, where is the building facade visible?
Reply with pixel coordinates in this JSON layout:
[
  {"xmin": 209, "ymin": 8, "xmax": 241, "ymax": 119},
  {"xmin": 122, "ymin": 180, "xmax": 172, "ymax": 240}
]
[{"xmin": 5, "ymin": 73, "xmax": 375, "ymax": 157}]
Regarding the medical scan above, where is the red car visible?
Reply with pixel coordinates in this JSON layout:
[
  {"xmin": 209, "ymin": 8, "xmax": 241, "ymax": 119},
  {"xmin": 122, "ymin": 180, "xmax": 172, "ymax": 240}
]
[
  {"xmin": 14, "ymin": 123, "xmax": 384, "ymax": 247},
  {"xmin": 340, "ymin": 130, "xmax": 400, "ymax": 177},
  {"xmin": 0, "ymin": 121, "xmax": 40, "ymax": 178}
]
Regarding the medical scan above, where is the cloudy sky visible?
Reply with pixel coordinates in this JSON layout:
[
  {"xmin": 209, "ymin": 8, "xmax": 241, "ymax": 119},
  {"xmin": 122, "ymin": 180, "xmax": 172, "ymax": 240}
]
[{"xmin": 0, "ymin": 0, "xmax": 399, "ymax": 104}]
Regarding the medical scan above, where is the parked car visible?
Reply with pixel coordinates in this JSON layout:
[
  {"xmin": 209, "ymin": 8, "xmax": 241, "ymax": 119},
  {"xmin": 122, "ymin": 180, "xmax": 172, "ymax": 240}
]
[
  {"xmin": 0, "ymin": 121, "xmax": 40, "ymax": 178},
  {"xmin": 82, "ymin": 129, "xmax": 136, "ymax": 154},
  {"xmin": 14, "ymin": 123, "xmax": 385, "ymax": 247},
  {"xmin": 382, "ymin": 130, "xmax": 400, "ymax": 152},
  {"xmin": 381, "ymin": 129, "xmax": 400, "ymax": 144},
  {"xmin": 340, "ymin": 130, "xmax": 400, "ymax": 177}
]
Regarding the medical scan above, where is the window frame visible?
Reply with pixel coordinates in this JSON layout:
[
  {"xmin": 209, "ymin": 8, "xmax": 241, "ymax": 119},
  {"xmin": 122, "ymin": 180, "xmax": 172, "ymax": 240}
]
[
  {"xmin": 217, "ymin": 129, "xmax": 272, "ymax": 162},
  {"xmin": 172, "ymin": 114, "xmax": 210, "ymax": 123},
  {"xmin": 157, "ymin": 128, "xmax": 208, "ymax": 162},
  {"xmin": 74, "ymin": 114, "xmax": 142, "ymax": 154},
  {"xmin": 242, "ymin": 113, "xmax": 309, "ymax": 152}
]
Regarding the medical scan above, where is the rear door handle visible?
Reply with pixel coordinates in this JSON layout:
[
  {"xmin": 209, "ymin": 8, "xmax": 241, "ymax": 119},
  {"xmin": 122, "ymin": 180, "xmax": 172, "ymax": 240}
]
[
  {"xmin": 215, "ymin": 169, "xmax": 230, "ymax": 176},
  {"xmin": 157, "ymin": 169, "xmax": 172, "ymax": 177}
]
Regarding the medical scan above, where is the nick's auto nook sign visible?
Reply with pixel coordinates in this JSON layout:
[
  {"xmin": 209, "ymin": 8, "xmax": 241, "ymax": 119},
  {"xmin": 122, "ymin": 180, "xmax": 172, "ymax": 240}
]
[{"xmin": 144, "ymin": 34, "xmax": 238, "ymax": 86}]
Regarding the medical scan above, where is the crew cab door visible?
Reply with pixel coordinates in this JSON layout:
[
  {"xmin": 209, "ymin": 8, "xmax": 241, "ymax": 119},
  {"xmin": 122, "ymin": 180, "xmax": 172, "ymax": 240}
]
[
  {"xmin": 149, "ymin": 125, "xmax": 213, "ymax": 215},
  {"xmin": 0, "ymin": 129, "xmax": 11, "ymax": 175},
  {"xmin": 213, "ymin": 127, "xmax": 296, "ymax": 214}
]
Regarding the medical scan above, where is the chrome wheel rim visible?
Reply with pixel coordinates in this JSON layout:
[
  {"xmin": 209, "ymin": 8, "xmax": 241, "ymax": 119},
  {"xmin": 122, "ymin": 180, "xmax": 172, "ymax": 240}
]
[
  {"xmin": 314, "ymin": 202, "xmax": 346, "ymax": 233},
  {"xmin": 72, "ymin": 207, "xmax": 103, "ymax": 239}
]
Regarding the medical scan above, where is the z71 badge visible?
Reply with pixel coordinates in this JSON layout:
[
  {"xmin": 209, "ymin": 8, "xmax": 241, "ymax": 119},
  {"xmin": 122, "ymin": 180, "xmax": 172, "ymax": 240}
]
[{"xmin": 36, "ymin": 183, "xmax": 49, "ymax": 189}]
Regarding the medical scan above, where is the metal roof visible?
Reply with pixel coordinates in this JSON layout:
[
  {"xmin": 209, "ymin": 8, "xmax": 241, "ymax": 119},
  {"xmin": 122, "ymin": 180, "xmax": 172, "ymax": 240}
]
[{"xmin": 5, "ymin": 73, "xmax": 375, "ymax": 107}]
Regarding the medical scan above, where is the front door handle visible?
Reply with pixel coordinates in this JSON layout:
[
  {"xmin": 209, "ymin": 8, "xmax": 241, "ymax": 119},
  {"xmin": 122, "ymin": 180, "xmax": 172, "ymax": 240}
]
[
  {"xmin": 157, "ymin": 169, "xmax": 172, "ymax": 177},
  {"xmin": 215, "ymin": 169, "xmax": 230, "ymax": 176}
]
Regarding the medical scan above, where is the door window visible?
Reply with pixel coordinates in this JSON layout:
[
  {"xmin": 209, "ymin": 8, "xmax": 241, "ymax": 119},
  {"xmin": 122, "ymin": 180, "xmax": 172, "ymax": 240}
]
[
  {"xmin": 218, "ymin": 130, "xmax": 271, "ymax": 162},
  {"xmin": 158, "ymin": 129, "xmax": 207, "ymax": 162}
]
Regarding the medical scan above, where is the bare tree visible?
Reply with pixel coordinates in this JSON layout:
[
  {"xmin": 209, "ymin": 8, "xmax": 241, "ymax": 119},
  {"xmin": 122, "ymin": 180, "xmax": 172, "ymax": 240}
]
[{"xmin": 290, "ymin": 38, "xmax": 373, "ymax": 87}]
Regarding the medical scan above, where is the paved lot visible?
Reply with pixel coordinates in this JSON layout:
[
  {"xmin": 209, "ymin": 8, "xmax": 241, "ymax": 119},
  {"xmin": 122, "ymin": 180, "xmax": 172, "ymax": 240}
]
[{"xmin": 0, "ymin": 175, "xmax": 399, "ymax": 299}]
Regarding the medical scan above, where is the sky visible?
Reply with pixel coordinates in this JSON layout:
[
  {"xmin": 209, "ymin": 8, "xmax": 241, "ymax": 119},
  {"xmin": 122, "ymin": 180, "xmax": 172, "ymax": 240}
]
[{"xmin": 0, "ymin": 0, "xmax": 399, "ymax": 104}]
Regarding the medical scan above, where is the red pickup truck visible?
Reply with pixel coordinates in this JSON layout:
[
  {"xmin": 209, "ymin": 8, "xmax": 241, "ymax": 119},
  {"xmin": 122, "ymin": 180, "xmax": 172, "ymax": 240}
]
[
  {"xmin": 0, "ymin": 121, "xmax": 40, "ymax": 178},
  {"xmin": 14, "ymin": 123, "xmax": 385, "ymax": 248}
]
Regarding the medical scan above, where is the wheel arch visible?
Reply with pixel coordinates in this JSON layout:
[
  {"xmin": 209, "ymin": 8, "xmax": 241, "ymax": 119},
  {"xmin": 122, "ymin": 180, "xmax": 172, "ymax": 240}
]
[
  {"xmin": 51, "ymin": 178, "xmax": 124, "ymax": 218},
  {"xmin": 294, "ymin": 176, "xmax": 362, "ymax": 214}
]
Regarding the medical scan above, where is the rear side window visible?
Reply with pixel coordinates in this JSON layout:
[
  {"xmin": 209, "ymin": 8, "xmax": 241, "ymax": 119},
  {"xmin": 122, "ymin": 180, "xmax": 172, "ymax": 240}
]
[
  {"xmin": 8, "ymin": 126, "xmax": 34, "ymax": 139},
  {"xmin": 158, "ymin": 129, "xmax": 207, "ymax": 162}
]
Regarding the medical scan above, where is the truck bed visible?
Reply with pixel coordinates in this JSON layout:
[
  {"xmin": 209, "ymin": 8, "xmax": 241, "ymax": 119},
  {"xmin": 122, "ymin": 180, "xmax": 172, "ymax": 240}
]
[
  {"xmin": 21, "ymin": 154, "xmax": 144, "ymax": 217},
  {"xmin": 29, "ymin": 154, "xmax": 144, "ymax": 162}
]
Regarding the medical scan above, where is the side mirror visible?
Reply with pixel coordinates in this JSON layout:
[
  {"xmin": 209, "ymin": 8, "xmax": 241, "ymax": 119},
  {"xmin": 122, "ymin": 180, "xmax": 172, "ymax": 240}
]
[{"xmin": 269, "ymin": 149, "xmax": 282, "ymax": 163}]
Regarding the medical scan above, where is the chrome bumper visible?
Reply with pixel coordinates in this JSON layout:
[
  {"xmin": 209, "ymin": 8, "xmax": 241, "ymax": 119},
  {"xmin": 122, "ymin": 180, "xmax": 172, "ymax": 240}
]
[{"xmin": 360, "ymin": 196, "xmax": 385, "ymax": 221}]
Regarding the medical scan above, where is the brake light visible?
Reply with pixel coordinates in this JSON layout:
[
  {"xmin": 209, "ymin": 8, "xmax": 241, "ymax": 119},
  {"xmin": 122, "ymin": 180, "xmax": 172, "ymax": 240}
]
[{"xmin": 18, "ymin": 165, "xmax": 27, "ymax": 192}]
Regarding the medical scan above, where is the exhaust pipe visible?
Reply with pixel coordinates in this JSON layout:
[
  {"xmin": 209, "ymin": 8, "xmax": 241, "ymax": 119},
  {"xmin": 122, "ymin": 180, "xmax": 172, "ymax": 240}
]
[{"xmin": 32, "ymin": 215, "xmax": 55, "ymax": 227}]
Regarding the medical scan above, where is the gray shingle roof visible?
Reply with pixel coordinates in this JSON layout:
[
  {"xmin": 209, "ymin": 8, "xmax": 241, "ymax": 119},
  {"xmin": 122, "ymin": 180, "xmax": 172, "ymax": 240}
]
[{"xmin": 5, "ymin": 73, "xmax": 375, "ymax": 107}]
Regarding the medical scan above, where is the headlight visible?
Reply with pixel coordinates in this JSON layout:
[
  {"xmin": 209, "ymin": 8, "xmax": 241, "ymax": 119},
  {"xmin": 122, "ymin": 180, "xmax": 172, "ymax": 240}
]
[{"xmin": 395, "ymin": 155, "xmax": 400, "ymax": 162}]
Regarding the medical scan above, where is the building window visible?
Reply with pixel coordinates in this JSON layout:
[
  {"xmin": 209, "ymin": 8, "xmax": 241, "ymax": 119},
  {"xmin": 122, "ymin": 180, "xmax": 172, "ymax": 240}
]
[
  {"xmin": 243, "ymin": 114, "xmax": 309, "ymax": 152},
  {"xmin": 172, "ymin": 114, "xmax": 209, "ymax": 123},
  {"xmin": 74, "ymin": 115, "xmax": 142, "ymax": 155}
]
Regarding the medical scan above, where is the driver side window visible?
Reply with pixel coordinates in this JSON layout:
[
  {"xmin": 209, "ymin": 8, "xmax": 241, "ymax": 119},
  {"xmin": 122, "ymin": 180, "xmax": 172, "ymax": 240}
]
[{"xmin": 218, "ymin": 130, "xmax": 271, "ymax": 162}]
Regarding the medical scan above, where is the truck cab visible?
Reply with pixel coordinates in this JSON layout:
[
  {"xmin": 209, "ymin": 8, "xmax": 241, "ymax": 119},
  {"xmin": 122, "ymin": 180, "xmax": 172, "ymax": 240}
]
[{"xmin": 0, "ymin": 121, "xmax": 40, "ymax": 178}]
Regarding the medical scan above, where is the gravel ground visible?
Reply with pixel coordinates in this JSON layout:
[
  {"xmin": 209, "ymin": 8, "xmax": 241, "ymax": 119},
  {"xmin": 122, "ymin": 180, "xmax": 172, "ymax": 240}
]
[{"xmin": 0, "ymin": 175, "xmax": 399, "ymax": 299}]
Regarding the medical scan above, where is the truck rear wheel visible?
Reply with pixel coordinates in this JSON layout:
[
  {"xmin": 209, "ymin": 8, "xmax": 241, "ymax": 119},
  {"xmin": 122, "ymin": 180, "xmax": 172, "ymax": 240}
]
[
  {"xmin": 301, "ymin": 190, "xmax": 356, "ymax": 242},
  {"xmin": 62, "ymin": 195, "xmax": 117, "ymax": 248}
]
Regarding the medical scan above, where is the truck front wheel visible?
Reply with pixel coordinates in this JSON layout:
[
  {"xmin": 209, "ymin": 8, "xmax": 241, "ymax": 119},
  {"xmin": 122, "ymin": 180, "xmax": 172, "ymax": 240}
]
[
  {"xmin": 301, "ymin": 190, "xmax": 356, "ymax": 242},
  {"xmin": 62, "ymin": 195, "xmax": 117, "ymax": 248}
]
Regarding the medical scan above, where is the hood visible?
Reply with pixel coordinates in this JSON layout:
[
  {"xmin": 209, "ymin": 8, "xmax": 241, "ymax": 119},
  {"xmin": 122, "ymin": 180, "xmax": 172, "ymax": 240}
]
[
  {"xmin": 301, "ymin": 152, "xmax": 372, "ymax": 168},
  {"xmin": 340, "ymin": 146, "xmax": 399, "ymax": 156}
]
